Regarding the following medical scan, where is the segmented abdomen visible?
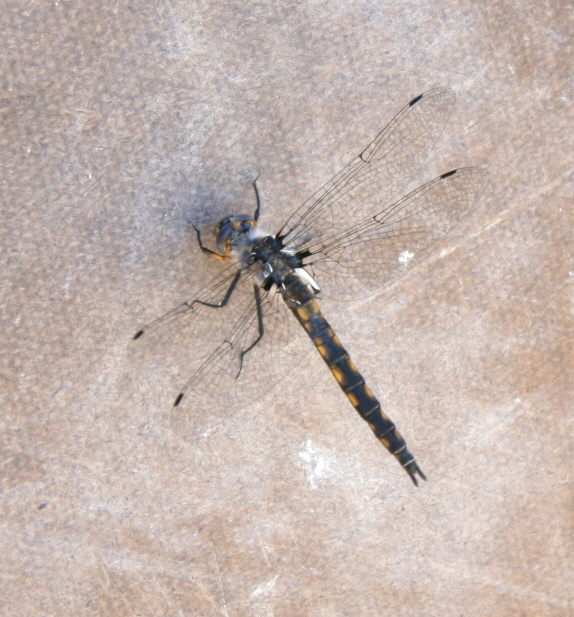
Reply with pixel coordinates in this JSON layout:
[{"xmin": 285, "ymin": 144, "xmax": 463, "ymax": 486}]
[{"xmin": 291, "ymin": 297, "xmax": 426, "ymax": 485}]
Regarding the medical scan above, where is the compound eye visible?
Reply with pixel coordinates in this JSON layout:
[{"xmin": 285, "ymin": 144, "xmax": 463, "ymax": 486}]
[
  {"xmin": 215, "ymin": 220, "xmax": 233, "ymax": 254},
  {"xmin": 214, "ymin": 217, "xmax": 231, "ymax": 234}
]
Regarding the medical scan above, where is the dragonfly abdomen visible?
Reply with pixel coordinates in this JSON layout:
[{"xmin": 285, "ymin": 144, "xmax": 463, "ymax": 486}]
[{"xmin": 290, "ymin": 296, "xmax": 426, "ymax": 486}]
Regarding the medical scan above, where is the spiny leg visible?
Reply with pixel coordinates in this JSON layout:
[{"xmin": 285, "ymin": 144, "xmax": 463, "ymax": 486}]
[
  {"xmin": 252, "ymin": 174, "xmax": 261, "ymax": 222},
  {"xmin": 133, "ymin": 270, "xmax": 243, "ymax": 342},
  {"xmin": 236, "ymin": 285, "xmax": 265, "ymax": 378}
]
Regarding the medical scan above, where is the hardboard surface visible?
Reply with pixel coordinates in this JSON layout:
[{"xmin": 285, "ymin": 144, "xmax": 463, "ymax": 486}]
[{"xmin": 1, "ymin": 1, "xmax": 572, "ymax": 615}]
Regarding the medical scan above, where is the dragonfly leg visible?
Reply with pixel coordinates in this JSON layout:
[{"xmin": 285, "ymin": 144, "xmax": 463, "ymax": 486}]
[
  {"xmin": 194, "ymin": 270, "xmax": 242, "ymax": 310},
  {"xmin": 252, "ymin": 174, "xmax": 261, "ymax": 222},
  {"xmin": 192, "ymin": 223, "xmax": 228, "ymax": 260},
  {"xmin": 133, "ymin": 271, "xmax": 242, "ymax": 341},
  {"xmin": 236, "ymin": 285, "xmax": 264, "ymax": 378}
]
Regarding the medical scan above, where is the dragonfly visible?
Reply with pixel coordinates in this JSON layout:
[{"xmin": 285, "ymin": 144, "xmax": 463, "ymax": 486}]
[{"xmin": 134, "ymin": 88, "xmax": 488, "ymax": 486}]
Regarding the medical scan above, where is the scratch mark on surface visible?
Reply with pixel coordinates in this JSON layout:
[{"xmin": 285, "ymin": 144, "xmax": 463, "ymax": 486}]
[
  {"xmin": 251, "ymin": 574, "xmax": 279, "ymax": 599},
  {"xmin": 195, "ymin": 578, "xmax": 222, "ymax": 616},
  {"xmin": 479, "ymin": 573, "xmax": 573, "ymax": 610},
  {"xmin": 98, "ymin": 557, "xmax": 138, "ymax": 616},
  {"xmin": 257, "ymin": 534, "xmax": 272, "ymax": 568},
  {"xmin": 211, "ymin": 549, "xmax": 230, "ymax": 617}
]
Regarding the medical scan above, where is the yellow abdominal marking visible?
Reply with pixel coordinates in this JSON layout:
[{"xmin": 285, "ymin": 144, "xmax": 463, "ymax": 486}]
[
  {"xmin": 330, "ymin": 365, "xmax": 346, "ymax": 385},
  {"xmin": 363, "ymin": 384, "xmax": 376, "ymax": 401},
  {"xmin": 316, "ymin": 342, "xmax": 331, "ymax": 361},
  {"xmin": 345, "ymin": 358, "xmax": 357, "ymax": 373},
  {"xmin": 302, "ymin": 322, "xmax": 314, "ymax": 335},
  {"xmin": 296, "ymin": 306, "xmax": 311, "ymax": 322},
  {"xmin": 379, "ymin": 435, "xmax": 391, "ymax": 449},
  {"xmin": 347, "ymin": 391, "xmax": 360, "ymax": 408}
]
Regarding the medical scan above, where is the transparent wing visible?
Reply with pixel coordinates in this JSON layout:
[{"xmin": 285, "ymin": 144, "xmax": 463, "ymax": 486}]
[
  {"xmin": 278, "ymin": 88, "xmax": 456, "ymax": 249},
  {"xmin": 133, "ymin": 260, "xmax": 243, "ymax": 341},
  {"xmin": 300, "ymin": 167, "xmax": 489, "ymax": 299},
  {"xmin": 132, "ymin": 262, "xmax": 309, "ymax": 441}
]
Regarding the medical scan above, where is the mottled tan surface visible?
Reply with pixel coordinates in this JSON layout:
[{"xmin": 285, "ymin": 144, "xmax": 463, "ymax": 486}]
[{"xmin": 2, "ymin": 1, "xmax": 573, "ymax": 615}]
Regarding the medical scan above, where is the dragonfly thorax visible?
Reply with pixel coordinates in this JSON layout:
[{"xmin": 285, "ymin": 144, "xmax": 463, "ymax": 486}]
[{"xmin": 216, "ymin": 217, "xmax": 320, "ymax": 300}]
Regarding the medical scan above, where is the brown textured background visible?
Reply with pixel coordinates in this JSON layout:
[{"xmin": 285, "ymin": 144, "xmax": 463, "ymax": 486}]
[{"xmin": 2, "ymin": 1, "xmax": 573, "ymax": 615}]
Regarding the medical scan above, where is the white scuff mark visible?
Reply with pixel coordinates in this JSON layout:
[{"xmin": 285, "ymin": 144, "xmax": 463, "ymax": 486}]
[
  {"xmin": 298, "ymin": 439, "xmax": 331, "ymax": 489},
  {"xmin": 63, "ymin": 270, "xmax": 71, "ymax": 297},
  {"xmin": 258, "ymin": 540, "xmax": 273, "ymax": 567},
  {"xmin": 466, "ymin": 397, "xmax": 526, "ymax": 448},
  {"xmin": 201, "ymin": 426, "xmax": 217, "ymax": 439},
  {"xmin": 250, "ymin": 574, "xmax": 279, "ymax": 599},
  {"xmin": 398, "ymin": 249, "xmax": 414, "ymax": 265}
]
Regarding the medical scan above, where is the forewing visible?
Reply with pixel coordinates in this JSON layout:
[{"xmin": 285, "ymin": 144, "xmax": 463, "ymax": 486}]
[
  {"xmin": 302, "ymin": 168, "xmax": 489, "ymax": 299},
  {"xmin": 133, "ymin": 261, "xmax": 244, "ymax": 338},
  {"xmin": 278, "ymin": 88, "xmax": 455, "ymax": 249}
]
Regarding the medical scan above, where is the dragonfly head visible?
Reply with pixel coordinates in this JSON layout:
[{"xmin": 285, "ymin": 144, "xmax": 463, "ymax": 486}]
[{"xmin": 214, "ymin": 214, "xmax": 257, "ymax": 257}]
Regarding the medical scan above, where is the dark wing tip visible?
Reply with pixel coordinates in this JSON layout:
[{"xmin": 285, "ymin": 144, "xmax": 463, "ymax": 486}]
[
  {"xmin": 133, "ymin": 329, "xmax": 145, "ymax": 340},
  {"xmin": 408, "ymin": 93, "xmax": 424, "ymax": 106},
  {"xmin": 174, "ymin": 392, "xmax": 184, "ymax": 407},
  {"xmin": 440, "ymin": 168, "xmax": 458, "ymax": 179}
]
